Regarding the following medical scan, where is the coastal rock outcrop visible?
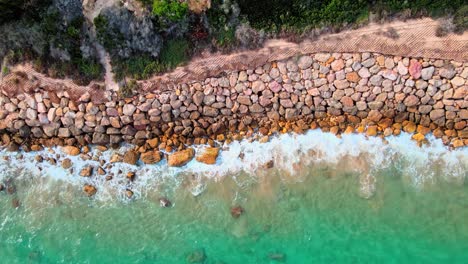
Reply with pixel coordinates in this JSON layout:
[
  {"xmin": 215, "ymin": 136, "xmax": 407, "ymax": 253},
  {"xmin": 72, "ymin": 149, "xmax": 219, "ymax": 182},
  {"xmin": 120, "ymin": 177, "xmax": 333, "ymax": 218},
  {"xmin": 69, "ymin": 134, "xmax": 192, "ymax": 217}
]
[
  {"xmin": 167, "ymin": 148, "xmax": 195, "ymax": 167},
  {"xmin": 195, "ymin": 147, "xmax": 219, "ymax": 164}
]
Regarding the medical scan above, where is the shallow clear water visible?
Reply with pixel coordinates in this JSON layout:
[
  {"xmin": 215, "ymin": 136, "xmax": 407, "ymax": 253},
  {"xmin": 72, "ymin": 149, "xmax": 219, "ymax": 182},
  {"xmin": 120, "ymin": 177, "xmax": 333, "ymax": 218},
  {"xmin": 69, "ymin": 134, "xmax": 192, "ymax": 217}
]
[{"xmin": 1, "ymin": 131, "xmax": 467, "ymax": 263}]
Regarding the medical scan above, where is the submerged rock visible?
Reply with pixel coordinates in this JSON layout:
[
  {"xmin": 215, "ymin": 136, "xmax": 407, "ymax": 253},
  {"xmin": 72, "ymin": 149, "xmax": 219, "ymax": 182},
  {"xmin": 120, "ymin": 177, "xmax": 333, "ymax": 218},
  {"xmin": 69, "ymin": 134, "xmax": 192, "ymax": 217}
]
[
  {"xmin": 263, "ymin": 160, "xmax": 274, "ymax": 169},
  {"xmin": 0, "ymin": 183, "xmax": 4, "ymax": 191},
  {"xmin": 186, "ymin": 248, "xmax": 206, "ymax": 263},
  {"xmin": 6, "ymin": 185, "xmax": 16, "ymax": 195},
  {"xmin": 159, "ymin": 197, "xmax": 172, "ymax": 208},
  {"xmin": 231, "ymin": 206, "xmax": 244, "ymax": 218},
  {"xmin": 167, "ymin": 148, "xmax": 195, "ymax": 167},
  {"xmin": 195, "ymin": 147, "xmax": 219, "ymax": 165},
  {"xmin": 12, "ymin": 198, "xmax": 20, "ymax": 208},
  {"xmin": 83, "ymin": 184, "xmax": 97, "ymax": 197},
  {"xmin": 359, "ymin": 174, "xmax": 376, "ymax": 199},
  {"xmin": 268, "ymin": 252, "xmax": 286, "ymax": 262}
]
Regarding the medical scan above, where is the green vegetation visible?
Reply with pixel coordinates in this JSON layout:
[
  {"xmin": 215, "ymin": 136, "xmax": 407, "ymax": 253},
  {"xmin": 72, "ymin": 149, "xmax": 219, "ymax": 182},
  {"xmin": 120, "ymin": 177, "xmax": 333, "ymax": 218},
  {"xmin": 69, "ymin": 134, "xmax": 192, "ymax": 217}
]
[
  {"xmin": 112, "ymin": 39, "xmax": 189, "ymax": 80},
  {"xmin": 2, "ymin": 65, "xmax": 8, "ymax": 75},
  {"xmin": 119, "ymin": 79, "xmax": 138, "ymax": 98},
  {"xmin": 0, "ymin": 0, "xmax": 51, "ymax": 24},
  {"xmin": 453, "ymin": 5, "xmax": 468, "ymax": 33},
  {"xmin": 215, "ymin": 27, "xmax": 236, "ymax": 47},
  {"xmin": 235, "ymin": 0, "xmax": 466, "ymax": 32},
  {"xmin": 152, "ymin": 0, "xmax": 188, "ymax": 22},
  {"xmin": 94, "ymin": 15, "xmax": 124, "ymax": 50},
  {"xmin": 159, "ymin": 39, "xmax": 189, "ymax": 68},
  {"xmin": 2, "ymin": 0, "xmax": 466, "ymax": 83},
  {"xmin": 0, "ymin": 1, "xmax": 104, "ymax": 85}
]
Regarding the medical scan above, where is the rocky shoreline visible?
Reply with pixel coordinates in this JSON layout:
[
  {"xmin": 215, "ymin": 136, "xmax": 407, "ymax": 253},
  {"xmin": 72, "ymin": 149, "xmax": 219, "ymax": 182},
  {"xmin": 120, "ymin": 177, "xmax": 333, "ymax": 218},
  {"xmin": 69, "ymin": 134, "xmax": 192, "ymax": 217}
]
[{"xmin": 0, "ymin": 52, "xmax": 467, "ymax": 170}]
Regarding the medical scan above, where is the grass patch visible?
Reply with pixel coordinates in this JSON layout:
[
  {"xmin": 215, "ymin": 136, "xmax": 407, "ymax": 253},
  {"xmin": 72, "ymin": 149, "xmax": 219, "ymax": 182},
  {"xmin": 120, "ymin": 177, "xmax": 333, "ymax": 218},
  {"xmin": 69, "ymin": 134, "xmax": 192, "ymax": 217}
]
[
  {"xmin": 112, "ymin": 39, "xmax": 189, "ymax": 81},
  {"xmin": 2, "ymin": 65, "xmax": 8, "ymax": 75},
  {"xmin": 159, "ymin": 39, "xmax": 189, "ymax": 68}
]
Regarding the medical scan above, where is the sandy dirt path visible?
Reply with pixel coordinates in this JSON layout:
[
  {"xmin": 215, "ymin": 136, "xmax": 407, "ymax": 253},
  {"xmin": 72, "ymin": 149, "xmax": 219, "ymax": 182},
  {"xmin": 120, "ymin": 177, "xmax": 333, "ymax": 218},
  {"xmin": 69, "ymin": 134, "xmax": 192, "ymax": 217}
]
[
  {"xmin": 141, "ymin": 18, "xmax": 467, "ymax": 92},
  {"xmin": 2, "ymin": 17, "xmax": 467, "ymax": 102},
  {"xmin": 82, "ymin": 0, "xmax": 120, "ymax": 92}
]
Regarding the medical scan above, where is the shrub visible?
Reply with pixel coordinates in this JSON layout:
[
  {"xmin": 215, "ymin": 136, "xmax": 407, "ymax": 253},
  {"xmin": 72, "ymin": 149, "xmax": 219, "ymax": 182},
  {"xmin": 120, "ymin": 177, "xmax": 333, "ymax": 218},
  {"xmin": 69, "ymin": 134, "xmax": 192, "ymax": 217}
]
[
  {"xmin": 384, "ymin": 27, "xmax": 399, "ymax": 39},
  {"xmin": 111, "ymin": 39, "xmax": 189, "ymax": 81},
  {"xmin": 119, "ymin": 79, "xmax": 138, "ymax": 98},
  {"xmin": 435, "ymin": 17, "xmax": 456, "ymax": 37},
  {"xmin": 2, "ymin": 65, "xmax": 8, "ymax": 75},
  {"xmin": 215, "ymin": 27, "xmax": 236, "ymax": 47},
  {"xmin": 152, "ymin": 0, "xmax": 188, "ymax": 22},
  {"xmin": 453, "ymin": 5, "xmax": 468, "ymax": 33}
]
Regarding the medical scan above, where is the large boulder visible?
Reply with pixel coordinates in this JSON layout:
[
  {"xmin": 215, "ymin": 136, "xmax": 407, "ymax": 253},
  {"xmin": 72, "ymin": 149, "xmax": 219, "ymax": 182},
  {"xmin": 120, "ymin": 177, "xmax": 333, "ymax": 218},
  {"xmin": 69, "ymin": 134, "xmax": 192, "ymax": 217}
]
[
  {"xmin": 167, "ymin": 148, "xmax": 195, "ymax": 167},
  {"xmin": 140, "ymin": 151, "xmax": 162, "ymax": 164},
  {"xmin": 195, "ymin": 147, "xmax": 219, "ymax": 165},
  {"xmin": 123, "ymin": 150, "xmax": 140, "ymax": 165}
]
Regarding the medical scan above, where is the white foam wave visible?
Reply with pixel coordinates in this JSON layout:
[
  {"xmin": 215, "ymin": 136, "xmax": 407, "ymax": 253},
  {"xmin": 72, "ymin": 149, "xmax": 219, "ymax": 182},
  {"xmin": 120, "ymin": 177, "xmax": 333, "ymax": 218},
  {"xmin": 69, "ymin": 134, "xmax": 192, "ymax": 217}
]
[{"xmin": 0, "ymin": 130, "xmax": 466, "ymax": 201}]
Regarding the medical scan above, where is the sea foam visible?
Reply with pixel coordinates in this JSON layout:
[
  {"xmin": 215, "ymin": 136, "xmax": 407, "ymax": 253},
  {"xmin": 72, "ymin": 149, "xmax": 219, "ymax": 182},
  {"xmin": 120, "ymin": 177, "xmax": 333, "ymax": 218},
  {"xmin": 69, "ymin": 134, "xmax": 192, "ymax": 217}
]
[{"xmin": 0, "ymin": 130, "xmax": 466, "ymax": 201}]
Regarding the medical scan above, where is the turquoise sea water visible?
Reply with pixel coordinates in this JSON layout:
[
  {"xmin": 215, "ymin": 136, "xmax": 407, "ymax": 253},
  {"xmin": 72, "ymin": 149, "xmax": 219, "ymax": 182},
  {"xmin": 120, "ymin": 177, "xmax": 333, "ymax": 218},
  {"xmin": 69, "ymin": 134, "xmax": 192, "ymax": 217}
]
[{"xmin": 1, "ymin": 131, "xmax": 467, "ymax": 263}]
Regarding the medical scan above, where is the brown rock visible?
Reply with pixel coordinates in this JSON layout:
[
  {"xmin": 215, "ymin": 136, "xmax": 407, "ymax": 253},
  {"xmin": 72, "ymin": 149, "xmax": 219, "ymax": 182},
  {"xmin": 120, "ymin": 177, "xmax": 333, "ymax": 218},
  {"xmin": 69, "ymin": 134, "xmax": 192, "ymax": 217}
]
[
  {"xmin": 345, "ymin": 72, "xmax": 360, "ymax": 83},
  {"xmin": 366, "ymin": 126, "xmax": 378, "ymax": 137},
  {"xmin": 429, "ymin": 109, "xmax": 445, "ymax": 120},
  {"xmin": 452, "ymin": 139, "xmax": 464, "ymax": 148},
  {"xmin": 80, "ymin": 166, "xmax": 93, "ymax": 177},
  {"xmin": 344, "ymin": 126, "xmax": 355, "ymax": 134},
  {"xmin": 62, "ymin": 158, "xmax": 72, "ymax": 169},
  {"xmin": 30, "ymin": 145, "xmax": 43, "ymax": 151},
  {"xmin": 367, "ymin": 110, "xmax": 382, "ymax": 122},
  {"xmin": 409, "ymin": 59, "xmax": 422, "ymax": 79},
  {"xmin": 404, "ymin": 95, "xmax": 419, "ymax": 107},
  {"xmin": 127, "ymin": 172, "xmax": 136, "ymax": 181},
  {"xmin": 126, "ymin": 189, "xmax": 134, "ymax": 199},
  {"xmin": 83, "ymin": 184, "xmax": 97, "ymax": 197},
  {"xmin": 196, "ymin": 147, "xmax": 220, "ymax": 165},
  {"xmin": 123, "ymin": 150, "xmax": 140, "ymax": 165},
  {"xmin": 159, "ymin": 197, "xmax": 172, "ymax": 207},
  {"xmin": 417, "ymin": 125, "xmax": 431, "ymax": 135},
  {"xmin": 167, "ymin": 148, "xmax": 195, "ymax": 167},
  {"xmin": 147, "ymin": 138, "xmax": 159, "ymax": 149},
  {"xmin": 97, "ymin": 167, "xmax": 106, "ymax": 175},
  {"xmin": 231, "ymin": 206, "xmax": 244, "ymax": 218},
  {"xmin": 331, "ymin": 59, "xmax": 344, "ymax": 71},
  {"xmin": 141, "ymin": 151, "xmax": 162, "ymax": 164},
  {"xmin": 263, "ymin": 160, "xmax": 274, "ymax": 169},
  {"xmin": 62, "ymin": 146, "xmax": 80, "ymax": 156},
  {"xmin": 403, "ymin": 122, "xmax": 417, "ymax": 133},
  {"xmin": 12, "ymin": 198, "xmax": 20, "ymax": 208}
]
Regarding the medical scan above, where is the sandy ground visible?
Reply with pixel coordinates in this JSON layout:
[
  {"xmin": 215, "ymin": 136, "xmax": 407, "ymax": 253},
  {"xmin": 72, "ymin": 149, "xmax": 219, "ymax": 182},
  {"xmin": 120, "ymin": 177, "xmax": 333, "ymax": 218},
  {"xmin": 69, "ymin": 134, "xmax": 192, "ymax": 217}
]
[{"xmin": 1, "ymin": 17, "xmax": 467, "ymax": 102}]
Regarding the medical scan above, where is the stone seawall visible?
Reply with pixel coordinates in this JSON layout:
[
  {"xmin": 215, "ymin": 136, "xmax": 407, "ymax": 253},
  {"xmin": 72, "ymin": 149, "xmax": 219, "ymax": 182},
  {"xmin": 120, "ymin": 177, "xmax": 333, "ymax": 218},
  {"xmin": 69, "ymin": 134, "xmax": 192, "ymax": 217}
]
[{"xmin": 0, "ymin": 52, "xmax": 467, "ymax": 161}]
